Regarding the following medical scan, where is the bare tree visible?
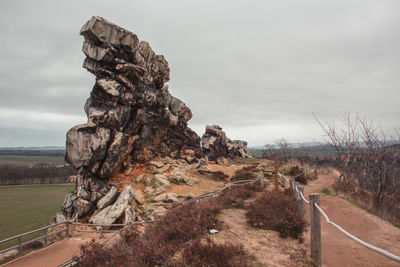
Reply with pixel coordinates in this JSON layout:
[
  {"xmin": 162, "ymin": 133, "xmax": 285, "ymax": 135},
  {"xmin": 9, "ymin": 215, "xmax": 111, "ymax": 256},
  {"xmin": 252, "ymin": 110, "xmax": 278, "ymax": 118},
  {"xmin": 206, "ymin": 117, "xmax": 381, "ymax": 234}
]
[
  {"xmin": 274, "ymin": 138, "xmax": 291, "ymax": 162},
  {"xmin": 262, "ymin": 144, "xmax": 275, "ymax": 159},
  {"xmin": 358, "ymin": 119, "xmax": 400, "ymax": 208},
  {"xmin": 315, "ymin": 113, "xmax": 362, "ymax": 194},
  {"xmin": 315, "ymin": 113, "xmax": 400, "ymax": 209}
]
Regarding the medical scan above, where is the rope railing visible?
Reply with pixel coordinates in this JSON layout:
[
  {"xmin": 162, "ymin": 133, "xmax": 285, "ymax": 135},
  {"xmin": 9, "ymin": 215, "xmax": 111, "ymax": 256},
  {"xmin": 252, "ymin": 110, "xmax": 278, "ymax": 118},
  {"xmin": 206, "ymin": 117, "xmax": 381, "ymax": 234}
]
[
  {"xmin": 299, "ymin": 190, "xmax": 310, "ymax": 204},
  {"xmin": 292, "ymin": 181, "xmax": 400, "ymax": 264}
]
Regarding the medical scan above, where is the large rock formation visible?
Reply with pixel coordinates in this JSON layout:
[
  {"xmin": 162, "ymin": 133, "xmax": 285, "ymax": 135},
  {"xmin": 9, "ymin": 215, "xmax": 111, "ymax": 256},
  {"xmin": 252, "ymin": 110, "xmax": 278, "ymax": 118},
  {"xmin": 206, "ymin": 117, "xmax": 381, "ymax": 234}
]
[
  {"xmin": 201, "ymin": 125, "xmax": 251, "ymax": 161},
  {"xmin": 57, "ymin": 17, "xmax": 252, "ymax": 224},
  {"xmin": 57, "ymin": 16, "xmax": 201, "ymax": 223}
]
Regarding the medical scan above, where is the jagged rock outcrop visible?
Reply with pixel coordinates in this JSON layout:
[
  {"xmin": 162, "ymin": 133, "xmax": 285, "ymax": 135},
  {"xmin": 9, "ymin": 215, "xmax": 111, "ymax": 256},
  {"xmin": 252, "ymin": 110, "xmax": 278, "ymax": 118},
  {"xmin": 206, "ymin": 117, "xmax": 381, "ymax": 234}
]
[
  {"xmin": 65, "ymin": 16, "xmax": 201, "ymax": 182},
  {"xmin": 57, "ymin": 16, "xmax": 201, "ymax": 222},
  {"xmin": 57, "ymin": 17, "xmax": 252, "ymax": 224},
  {"xmin": 201, "ymin": 125, "xmax": 251, "ymax": 161}
]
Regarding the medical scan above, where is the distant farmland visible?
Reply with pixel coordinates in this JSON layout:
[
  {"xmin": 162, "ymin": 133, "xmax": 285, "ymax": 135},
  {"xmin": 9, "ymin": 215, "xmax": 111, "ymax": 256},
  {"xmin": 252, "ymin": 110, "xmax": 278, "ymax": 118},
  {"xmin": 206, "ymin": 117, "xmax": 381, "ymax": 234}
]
[
  {"xmin": 0, "ymin": 184, "xmax": 74, "ymax": 246},
  {"xmin": 0, "ymin": 150, "xmax": 66, "ymax": 165}
]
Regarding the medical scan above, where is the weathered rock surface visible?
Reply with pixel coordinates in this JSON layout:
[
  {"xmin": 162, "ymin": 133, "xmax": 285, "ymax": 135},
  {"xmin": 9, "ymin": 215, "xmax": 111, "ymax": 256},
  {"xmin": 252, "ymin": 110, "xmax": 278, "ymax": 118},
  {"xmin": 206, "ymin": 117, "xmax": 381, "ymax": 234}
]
[
  {"xmin": 97, "ymin": 186, "xmax": 118, "ymax": 210},
  {"xmin": 57, "ymin": 17, "xmax": 252, "ymax": 224},
  {"xmin": 66, "ymin": 16, "xmax": 201, "ymax": 182},
  {"xmin": 90, "ymin": 186, "xmax": 135, "ymax": 225},
  {"xmin": 201, "ymin": 125, "xmax": 251, "ymax": 161},
  {"xmin": 58, "ymin": 16, "xmax": 202, "ymax": 222}
]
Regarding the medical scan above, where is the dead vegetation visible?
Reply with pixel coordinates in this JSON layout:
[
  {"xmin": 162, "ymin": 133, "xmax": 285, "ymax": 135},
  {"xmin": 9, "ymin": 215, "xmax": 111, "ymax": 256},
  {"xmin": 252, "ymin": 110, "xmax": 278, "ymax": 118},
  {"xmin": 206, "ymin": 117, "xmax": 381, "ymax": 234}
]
[
  {"xmin": 230, "ymin": 165, "xmax": 259, "ymax": 182},
  {"xmin": 76, "ymin": 175, "xmax": 310, "ymax": 267},
  {"xmin": 195, "ymin": 170, "xmax": 229, "ymax": 181},
  {"xmin": 246, "ymin": 189, "xmax": 307, "ymax": 239}
]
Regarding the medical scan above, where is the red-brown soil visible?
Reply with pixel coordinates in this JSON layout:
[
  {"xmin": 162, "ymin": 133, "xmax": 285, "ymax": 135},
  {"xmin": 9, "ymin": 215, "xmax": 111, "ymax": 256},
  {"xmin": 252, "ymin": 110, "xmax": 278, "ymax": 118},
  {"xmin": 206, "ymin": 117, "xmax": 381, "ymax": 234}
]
[{"xmin": 303, "ymin": 167, "xmax": 400, "ymax": 267}]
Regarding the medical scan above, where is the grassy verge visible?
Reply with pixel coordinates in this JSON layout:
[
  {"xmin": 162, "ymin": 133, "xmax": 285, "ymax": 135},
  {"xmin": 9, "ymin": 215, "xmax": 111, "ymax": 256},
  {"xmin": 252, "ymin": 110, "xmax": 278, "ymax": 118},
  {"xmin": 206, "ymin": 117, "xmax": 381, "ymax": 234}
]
[
  {"xmin": 0, "ymin": 184, "xmax": 73, "ymax": 250},
  {"xmin": 321, "ymin": 188, "xmax": 334, "ymax": 196}
]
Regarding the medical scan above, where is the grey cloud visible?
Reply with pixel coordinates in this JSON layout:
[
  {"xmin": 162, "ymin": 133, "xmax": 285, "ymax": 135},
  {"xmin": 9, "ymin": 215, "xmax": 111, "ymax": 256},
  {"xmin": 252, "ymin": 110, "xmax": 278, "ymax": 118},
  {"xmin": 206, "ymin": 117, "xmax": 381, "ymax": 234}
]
[{"xmin": 0, "ymin": 0, "xmax": 399, "ymax": 146}]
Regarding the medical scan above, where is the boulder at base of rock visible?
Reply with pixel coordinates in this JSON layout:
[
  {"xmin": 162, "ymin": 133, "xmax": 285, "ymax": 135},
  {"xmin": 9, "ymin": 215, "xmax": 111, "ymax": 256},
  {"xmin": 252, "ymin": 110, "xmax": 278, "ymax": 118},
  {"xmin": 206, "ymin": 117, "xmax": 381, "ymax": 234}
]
[
  {"xmin": 97, "ymin": 186, "xmax": 119, "ymax": 210},
  {"xmin": 90, "ymin": 186, "xmax": 134, "ymax": 226}
]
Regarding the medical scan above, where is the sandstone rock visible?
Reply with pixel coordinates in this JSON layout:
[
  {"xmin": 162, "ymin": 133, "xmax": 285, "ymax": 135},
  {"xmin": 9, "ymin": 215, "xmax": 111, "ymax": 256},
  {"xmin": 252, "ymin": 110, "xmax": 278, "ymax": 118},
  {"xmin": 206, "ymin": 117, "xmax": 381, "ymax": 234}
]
[
  {"xmin": 144, "ymin": 186, "xmax": 155, "ymax": 195},
  {"xmin": 73, "ymin": 198, "xmax": 93, "ymax": 217},
  {"xmin": 201, "ymin": 125, "xmax": 251, "ymax": 161},
  {"xmin": 168, "ymin": 171, "xmax": 187, "ymax": 185},
  {"xmin": 66, "ymin": 16, "xmax": 201, "ymax": 181},
  {"xmin": 149, "ymin": 161, "xmax": 164, "ymax": 168},
  {"xmin": 59, "ymin": 16, "xmax": 205, "ymax": 222},
  {"xmin": 60, "ymin": 192, "xmax": 77, "ymax": 216},
  {"xmin": 55, "ymin": 212, "xmax": 66, "ymax": 223},
  {"xmin": 90, "ymin": 186, "xmax": 135, "ymax": 225},
  {"xmin": 132, "ymin": 190, "xmax": 145, "ymax": 205},
  {"xmin": 123, "ymin": 206, "xmax": 136, "ymax": 224},
  {"xmin": 65, "ymin": 124, "xmax": 110, "ymax": 174},
  {"xmin": 149, "ymin": 175, "xmax": 171, "ymax": 195},
  {"xmin": 149, "ymin": 164, "xmax": 171, "ymax": 174},
  {"xmin": 153, "ymin": 206, "xmax": 167, "ymax": 213},
  {"xmin": 97, "ymin": 186, "xmax": 118, "ymax": 210}
]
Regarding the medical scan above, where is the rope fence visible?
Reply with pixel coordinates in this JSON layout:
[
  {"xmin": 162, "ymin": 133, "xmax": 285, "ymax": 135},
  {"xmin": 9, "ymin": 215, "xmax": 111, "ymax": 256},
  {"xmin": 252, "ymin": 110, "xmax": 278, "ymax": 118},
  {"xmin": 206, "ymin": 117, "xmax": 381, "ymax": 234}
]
[{"xmin": 291, "ymin": 180, "xmax": 400, "ymax": 266}]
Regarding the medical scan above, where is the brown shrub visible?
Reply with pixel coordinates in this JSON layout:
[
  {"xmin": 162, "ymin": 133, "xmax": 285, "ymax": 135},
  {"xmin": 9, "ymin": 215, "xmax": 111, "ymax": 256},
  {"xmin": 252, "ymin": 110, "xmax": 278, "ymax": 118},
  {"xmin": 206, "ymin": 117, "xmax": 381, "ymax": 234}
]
[
  {"xmin": 76, "ymin": 183, "xmax": 266, "ymax": 266},
  {"xmin": 179, "ymin": 237, "xmax": 252, "ymax": 267},
  {"xmin": 231, "ymin": 165, "xmax": 260, "ymax": 182},
  {"xmin": 288, "ymin": 166, "xmax": 307, "ymax": 185},
  {"xmin": 245, "ymin": 190, "xmax": 306, "ymax": 239},
  {"xmin": 144, "ymin": 200, "xmax": 222, "ymax": 250},
  {"xmin": 77, "ymin": 198, "xmax": 224, "ymax": 267},
  {"xmin": 196, "ymin": 170, "xmax": 229, "ymax": 181},
  {"xmin": 215, "ymin": 183, "xmax": 264, "ymax": 209}
]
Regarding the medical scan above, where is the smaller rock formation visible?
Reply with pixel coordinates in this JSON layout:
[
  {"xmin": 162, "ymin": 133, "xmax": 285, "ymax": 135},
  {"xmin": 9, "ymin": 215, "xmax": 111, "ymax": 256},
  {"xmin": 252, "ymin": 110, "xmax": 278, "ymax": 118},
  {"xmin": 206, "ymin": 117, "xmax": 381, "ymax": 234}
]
[{"xmin": 201, "ymin": 125, "xmax": 251, "ymax": 161}]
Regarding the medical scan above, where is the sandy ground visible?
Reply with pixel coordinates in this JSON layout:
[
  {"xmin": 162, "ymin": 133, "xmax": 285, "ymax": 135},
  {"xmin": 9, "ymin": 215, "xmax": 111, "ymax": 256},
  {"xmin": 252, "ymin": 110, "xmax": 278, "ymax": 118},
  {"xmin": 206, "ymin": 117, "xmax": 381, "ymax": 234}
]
[
  {"xmin": 3, "ymin": 233, "xmax": 107, "ymax": 267},
  {"xmin": 303, "ymin": 167, "xmax": 400, "ymax": 267},
  {"xmin": 213, "ymin": 209, "xmax": 308, "ymax": 266}
]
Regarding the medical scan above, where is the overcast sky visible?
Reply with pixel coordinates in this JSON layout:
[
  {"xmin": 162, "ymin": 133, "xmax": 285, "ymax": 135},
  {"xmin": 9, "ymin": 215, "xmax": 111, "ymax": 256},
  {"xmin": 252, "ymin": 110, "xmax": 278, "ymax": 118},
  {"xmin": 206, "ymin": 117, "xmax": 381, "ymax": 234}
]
[{"xmin": 0, "ymin": 0, "xmax": 399, "ymax": 147}]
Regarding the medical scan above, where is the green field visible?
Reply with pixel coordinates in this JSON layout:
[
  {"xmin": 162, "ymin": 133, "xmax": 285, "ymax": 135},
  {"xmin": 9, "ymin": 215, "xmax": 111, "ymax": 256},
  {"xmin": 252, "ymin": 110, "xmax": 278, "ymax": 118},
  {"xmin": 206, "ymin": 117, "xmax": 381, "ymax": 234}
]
[
  {"xmin": 0, "ymin": 155, "xmax": 66, "ymax": 165},
  {"xmin": 0, "ymin": 149, "xmax": 66, "ymax": 165},
  {"xmin": 0, "ymin": 184, "xmax": 74, "ymax": 246}
]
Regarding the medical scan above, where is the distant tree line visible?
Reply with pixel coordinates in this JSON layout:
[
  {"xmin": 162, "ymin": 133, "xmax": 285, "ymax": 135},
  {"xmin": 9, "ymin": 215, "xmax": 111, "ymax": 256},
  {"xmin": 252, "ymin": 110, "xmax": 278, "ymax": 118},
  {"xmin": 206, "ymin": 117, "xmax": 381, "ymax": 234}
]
[
  {"xmin": 261, "ymin": 138, "xmax": 336, "ymax": 163},
  {"xmin": 0, "ymin": 163, "xmax": 77, "ymax": 185}
]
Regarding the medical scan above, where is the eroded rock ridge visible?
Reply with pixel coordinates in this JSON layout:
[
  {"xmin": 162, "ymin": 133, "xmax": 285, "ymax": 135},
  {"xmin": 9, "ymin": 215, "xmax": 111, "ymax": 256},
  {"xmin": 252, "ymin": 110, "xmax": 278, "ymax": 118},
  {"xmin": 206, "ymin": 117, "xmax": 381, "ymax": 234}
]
[
  {"xmin": 58, "ymin": 16, "xmax": 200, "ymax": 223},
  {"xmin": 57, "ymin": 17, "xmax": 251, "ymax": 224}
]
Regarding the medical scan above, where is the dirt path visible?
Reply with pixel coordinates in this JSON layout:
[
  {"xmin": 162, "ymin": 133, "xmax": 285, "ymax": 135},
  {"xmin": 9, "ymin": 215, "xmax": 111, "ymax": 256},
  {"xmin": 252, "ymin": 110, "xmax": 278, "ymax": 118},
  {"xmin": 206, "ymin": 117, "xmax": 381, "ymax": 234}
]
[
  {"xmin": 3, "ymin": 233, "xmax": 106, "ymax": 267},
  {"xmin": 213, "ymin": 209, "xmax": 308, "ymax": 266},
  {"xmin": 303, "ymin": 167, "xmax": 400, "ymax": 267}
]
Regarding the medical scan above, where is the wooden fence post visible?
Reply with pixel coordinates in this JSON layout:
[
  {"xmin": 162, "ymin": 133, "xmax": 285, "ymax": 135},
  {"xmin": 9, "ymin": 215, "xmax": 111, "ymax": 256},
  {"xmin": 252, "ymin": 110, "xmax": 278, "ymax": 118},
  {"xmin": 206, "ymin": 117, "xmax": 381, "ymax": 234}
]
[
  {"xmin": 294, "ymin": 182, "xmax": 300, "ymax": 199},
  {"xmin": 71, "ymin": 222, "xmax": 74, "ymax": 237},
  {"xmin": 44, "ymin": 228, "xmax": 48, "ymax": 247},
  {"xmin": 65, "ymin": 221, "xmax": 70, "ymax": 237},
  {"xmin": 298, "ymin": 186, "xmax": 305, "ymax": 220},
  {"xmin": 309, "ymin": 194, "xmax": 322, "ymax": 267},
  {"xmin": 17, "ymin": 236, "xmax": 22, "ymax": 257},
  {"xmin": 260, "ymin": 176, "xmax": 264, "ymax": 188}
]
